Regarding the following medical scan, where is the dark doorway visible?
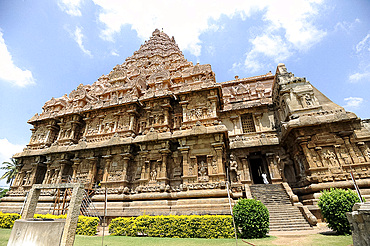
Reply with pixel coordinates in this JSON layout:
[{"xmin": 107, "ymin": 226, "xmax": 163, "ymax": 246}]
[{"xmin": 250, "ymin": 158, "xmax": 265, "ymax": 184}]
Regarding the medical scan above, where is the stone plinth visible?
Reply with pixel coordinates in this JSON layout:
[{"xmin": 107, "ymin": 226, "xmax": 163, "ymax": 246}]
[
  {"xmin": 347, "ymin": 202, "xmax": 370, "ymax": 246},
  {"xmin": 7, "ymin": 219, "xmax": 66, "ymax": 246}
]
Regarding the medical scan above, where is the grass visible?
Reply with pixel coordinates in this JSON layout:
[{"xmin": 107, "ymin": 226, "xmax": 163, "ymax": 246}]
[{"xmin": 0, "ymin": 228, "xmax": 353, "ymax": 246}]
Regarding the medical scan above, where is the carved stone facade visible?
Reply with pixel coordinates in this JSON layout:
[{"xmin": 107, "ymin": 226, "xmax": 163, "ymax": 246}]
[{"xmin": 2, "ymin": 30, "xmax": 370, "ymax": 218}]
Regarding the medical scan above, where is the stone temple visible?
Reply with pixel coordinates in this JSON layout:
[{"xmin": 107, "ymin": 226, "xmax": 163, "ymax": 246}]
[{"xmin": 2, "ymin": 29, "xmax": 370, "ymax": 226}]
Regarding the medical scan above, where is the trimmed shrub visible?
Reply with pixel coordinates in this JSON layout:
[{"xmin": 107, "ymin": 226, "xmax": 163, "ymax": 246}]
[
  {"xmin": 0, "ymin": 212, "xmax": 20, "ymax": 228},
  {"xmin": 0, "ymin": 213, "xmax": 99, "ymax": 236},
  {"xmin": 75, "ymin": 216, "xmax": 99, "ymax": 236},
  {"xmin": 233, "ymin": 198, "xmax": 269, "ymax": 239},
  {"xmin": 34, "ymin": 214, "xmax": 99, "ymax": 236},
  {"xmin": 109, "ymin": 215, "xmax": 234, "ymax": 239},
  {"xmin": 318, "ymin": 188, "xmax": 362, "ymax": 235}
]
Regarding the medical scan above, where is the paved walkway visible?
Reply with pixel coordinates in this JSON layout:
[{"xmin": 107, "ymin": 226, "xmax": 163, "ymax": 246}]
[
  {"xmin": 268, "ymin": 222, "xmax": 333, "ymax": 236},
  {"xmin": 267, "ymin": 223, "xmax": 350, "ymax": 246}
]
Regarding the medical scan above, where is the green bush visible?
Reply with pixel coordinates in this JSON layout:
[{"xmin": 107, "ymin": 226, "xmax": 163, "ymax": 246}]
[
  {"xmin": 0, "ymin": 213, "xmax": 99, "ymax": 235},
  {"xmin": 318, "ymin": 188, "xmax": 362, "ymax": 235},
  {"xmin": 233, "ymin": 198, "xmax": 269, "ymax": 238},
  {"xmin": 76, "ymin": 216, "xmax": 99, "ymax": 236},
  {"xmin": 109, "ymin": 215, "xmax": 234, "ymax": 239},
  {"xmin": 34, "ymin": 214, "xmax": 99, "ymax": 236},
  {"xmin": 0, "ymin": 212, "xmax": 20, "ymax": 228}
]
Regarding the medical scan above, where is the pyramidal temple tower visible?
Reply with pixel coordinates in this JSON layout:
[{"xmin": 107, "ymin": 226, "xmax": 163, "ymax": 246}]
[{"xmin": 2, "ymin": 29, "xmax": 370, "ymax": 228}]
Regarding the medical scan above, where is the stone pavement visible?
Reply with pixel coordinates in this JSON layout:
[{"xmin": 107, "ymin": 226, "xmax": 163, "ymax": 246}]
[{"xmin": 268, "ymin": 222, "xmax": 332, "ymax": 236}]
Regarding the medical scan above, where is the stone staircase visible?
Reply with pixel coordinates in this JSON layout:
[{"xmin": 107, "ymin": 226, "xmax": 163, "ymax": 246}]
[{"xmin": 250, "ymin": 184, "xmax": 312, "ymax": 231}]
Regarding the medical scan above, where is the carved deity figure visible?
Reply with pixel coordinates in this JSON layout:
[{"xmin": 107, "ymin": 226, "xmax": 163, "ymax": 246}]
[
  {"xmin": 323, "ymin": 150, "xmax": 339, "ymax": 166},
  {"xmin": 150, "ymin": 169, "xmax": 157, "ymax": 181},
  {"xmin": 304, "ymin": 94, "xmax": 313, "ymax": 107},
  {"xmin": 198, "ymin": 161, "xmax": 208, "ymax": 181},
  {"xmin": 211, "ymin": 158, "xmax": 218, "ymax": 174},
  {"xmin": 230, "ymin": 154, "xmax": 238, "ymax": 171}
]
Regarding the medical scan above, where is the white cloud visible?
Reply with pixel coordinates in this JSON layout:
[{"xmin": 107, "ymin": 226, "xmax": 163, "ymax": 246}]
[
  {"xmin": 244, "ymin": 34, "xmax": 291, "ymax": 73},
  {"xmin": 73, "ymin": 26, "xmax": 92, "ymax": 57},
  {"xmin": 349, "ymin": 34, "xmax": 370, "ymax": 83},
  {"xmin": 356, "ymin": 34, "xmax": 370, "ymax": 53},
  {"xmin": 242, "ymin": 0, "xmax": 326, "ymax": 73},
  {"xmin": 262, "ymin": 0, "xmax": 326, "ymax": 51},
  {"xmin": 0, "ymin": 31, "xmax": 35, "ymax": 87},
  {"xmin": 93, "ymin": 0, "xmax": 263, "ymax": 56},
  {"xmin": 334, "ymin": 18, "xmax": 360, "ymax": 34},
  {"xmin": 349, "ymin": 71, "xmax": 370, "ymax": 83},
  {"xmin": 111, "ymin": 50, "xmax": 119, "ymax": 56},
  {"xmin": 343, "ymin": 97, "xmax": 364, "ymax": 109},
  {"xmin": 58, "ymin": 0, "xmax": 83, "ymax": 16},
  {"xmin": 0, "ymin": 138, "xmax": 25, "ymax": 187},
  {"xmin": 92, "ymin": 0, "xmax": 326, "ymax": 74}
]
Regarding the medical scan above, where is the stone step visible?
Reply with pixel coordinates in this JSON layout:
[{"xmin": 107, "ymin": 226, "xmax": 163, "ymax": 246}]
[
  {"xmin": 270, "ymin": 223, "xmax": 312, "ymax": 227},
  {"xmin": 250, "ymin": 184, "xmax": 312, "ymax": 232},
  {"xmin": 269, "ymin": 226, "xmax": 312, "ymax": 231},
  {"xmin": 270, "ymin": 214, "xmax": 305, "ymax": 219},
  {"xmin": 270, "ymin": 219, "xmax": 308, "ymax": 224}
]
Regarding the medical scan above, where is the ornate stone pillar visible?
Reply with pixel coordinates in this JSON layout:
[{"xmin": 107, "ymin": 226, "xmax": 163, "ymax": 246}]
[
  {"xmin": 13, "ymin": 171, "xmax": 24, "ymax": 187},
  {"xmin": 71, "ymin": 158, "xmax": 82, "ymax": 182},
  {"xmin": 357, "ymin": 142, "xmax": 370, "ymax": 162},
  {"xmin": 139, "ymin": 152, "xmax": 148, "ymax": 181},
  {"xmin": 120, "ymin": 153, "xmax": 131, "ymax": 183},
  {"xmin": 212, "ymin": 143, "xmax": 225, "ymax": 176},
  {"xmin": 128, "ymin": 113, "xmax": 135, "ymax": 131},
  {"xmin": 299, "ymin": 140, "xmax": 315, "ymax": 170},
  {"xmin": 70, "ymin": 115, "xmax": 82, "ymax": 141},
  {"xmin": 56, "ymin": 163, "xmax": 66, "ymax": 184},
  {"xmin": 159, "ymin": 149, "xmax": 170, "ymax": 180},
  {"xmin": 179, "ymin": 98, "xmax": 189, "ymax": 122},
  {"xmin": 27, "ymin": 163, "xmax": 39, "ymax": 186},
  {"xmin": 254, "ymin": 113, "xmax": 263, "ymax": 132},
  {"xmin": 341, "ymin": 134, "xmax": 359, "ymax": 164},
  {"xmin": 240, "ymin": 157, "xmax": 251, "ymax": 184},
  {"xmin": 45, "ymin": 119, "xmax": 59, "ymax": 146},
  {"xmin": 207, "ymin": 93, "xmax": 218, "ymax": 118},
  {"xmin": 102, "ymin": 155, "xmax": 112, "ymax": 182},
  {"xmin": 266, "ymin": 153, "xmax": 282, "ymax": 183},
  {"xmin": 315, "ymin": 147, "xmax": 325, "ymax": 167},
  {"xmin": 229, "ymin": 115, "xmax": 239, "ymax": 135},
  {"xmin": 86, "ymin": 157, "xmax": 97, "ymax": 188},
  {"xmin": 334, "ymin": 145, "xmax": 345, "ymax": 166},
  {"xmin": 42, "ymin": 169, "xmax": 51, "ymax": 185},
  {"xmin": 179, "ymin": 146, "xmax": 190, "ymax": 177}
]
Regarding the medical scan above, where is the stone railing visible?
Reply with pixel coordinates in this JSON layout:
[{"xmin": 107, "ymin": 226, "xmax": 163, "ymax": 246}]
[{"xmin": 282, "ymin": 182, "xmax": 318, "ymax": 226}]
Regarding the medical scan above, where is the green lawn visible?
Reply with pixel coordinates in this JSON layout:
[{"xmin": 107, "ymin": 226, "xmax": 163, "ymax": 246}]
[{"xmin": 0, "ymin": 228, "xmax": 353, "ymax": 246}]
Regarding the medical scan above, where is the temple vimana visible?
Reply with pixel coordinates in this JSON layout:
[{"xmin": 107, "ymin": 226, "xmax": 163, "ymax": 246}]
[{"xmin": 2, "ymin": 29, "xmax": 370, "ymax": 225}]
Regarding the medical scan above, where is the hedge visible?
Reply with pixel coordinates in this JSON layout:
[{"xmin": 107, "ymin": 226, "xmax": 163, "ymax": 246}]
[
  {"xmin": 233, "ymin": 198, "xmax": 269, "ymax": 238},
  {"xmin": 109, "ymin": 215, "xmax": 234, "ymax": 239},
  {"xmin": 318, "ymin": 188, "xmax": 362, "ymax": 235},
  {"xmin": 0, "ymin": 212, "xmax": 99, "ymax": 236},
  {"xmin": 0, "ymin": 212, "xmax": 20, "ymax": 228}
]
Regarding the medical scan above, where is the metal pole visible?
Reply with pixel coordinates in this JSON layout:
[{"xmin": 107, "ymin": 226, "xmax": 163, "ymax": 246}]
[
  {"xmin": 350, "ymin": 171, "xmax": 364, "ymax": 203},
  {"xmin": 226, "ymin": 167, "xmax": 238, "ymax": 246},
  {"xmin": 101, "ymin": 186, "xmax": 107, "ymax": 246}
]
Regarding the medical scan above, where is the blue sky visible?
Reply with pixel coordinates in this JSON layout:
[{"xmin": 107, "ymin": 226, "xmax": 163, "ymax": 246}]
[{"xmin": 0, "ymin": 0, "xmax": 369, "ymax": 186}]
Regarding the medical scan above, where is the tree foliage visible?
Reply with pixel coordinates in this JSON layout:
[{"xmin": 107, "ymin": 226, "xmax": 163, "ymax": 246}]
[
  {"xmin": 0, "ymin": 158, "xmax": 19, "ymax": 185},
  {"xmin": 232, "ymin": 198, "xmax": 269, "ymax": 239},
  {"xmin": 0, "ymin": 188, "xmax": 8, "ymax": 199},
  {"xmin": 318, "ymin": 188, "xmax": 362, "ymax": 235}
]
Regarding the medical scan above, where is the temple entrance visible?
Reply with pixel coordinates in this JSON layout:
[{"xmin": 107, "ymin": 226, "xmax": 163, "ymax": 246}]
[{"xmin": 249, "ymin": 156, "xmax": 269, "ymax": 184}]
